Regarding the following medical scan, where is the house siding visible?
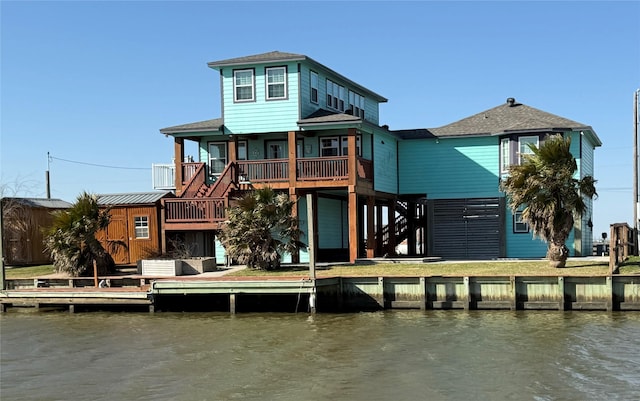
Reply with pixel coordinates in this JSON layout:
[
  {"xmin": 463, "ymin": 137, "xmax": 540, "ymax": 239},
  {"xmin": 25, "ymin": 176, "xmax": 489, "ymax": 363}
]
[
  {"xmin": 504, "ymin": 209, "xmax": 548, "ymax": 258},
  {"xmin": 220, "ymin": 62, "xmax": 300, "ymax": 134},
  {"xmin": 399, "ymin": 136, "xmax": 501, "ymax": 199},
  {"xmin": 317, "ymin": 197, "xmax": 348, "ymax": 249},
  {"xmin": 373, "ymin": 130, "xmax": 398, "ymax": 194}
]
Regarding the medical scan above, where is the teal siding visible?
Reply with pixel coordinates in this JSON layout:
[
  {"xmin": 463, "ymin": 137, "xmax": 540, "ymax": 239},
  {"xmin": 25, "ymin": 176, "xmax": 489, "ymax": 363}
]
[
  {"xmin": 373, "ymin": 130, "xmax": 398, "ymax": 194},
  {"xmin": 221, "ymin": 62, "xmax": 300, "ymax": 133},
  {"xmin": 317, "ymin": 197, "xmax": 348, "ymax": 249},
  {"xmin": 504, "ymin": 208, "xmax": 547, "ymax": 258},
  {"xmin": 399, "ymin": 136, "xmax": 500, "ymax": 198}
]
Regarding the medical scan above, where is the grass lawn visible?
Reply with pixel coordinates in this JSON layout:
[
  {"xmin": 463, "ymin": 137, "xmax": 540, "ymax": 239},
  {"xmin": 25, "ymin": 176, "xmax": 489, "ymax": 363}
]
[
  {"xmin": 4, "ymin": 264, "xmax": 56, "ymax": 279},
  {"xmin": 4, "ymin": 257, "xmax": 639, "ymax": 279},
  {"xmin": 230, "ymin": 257, "xmax": 640, "ymax": 277}
]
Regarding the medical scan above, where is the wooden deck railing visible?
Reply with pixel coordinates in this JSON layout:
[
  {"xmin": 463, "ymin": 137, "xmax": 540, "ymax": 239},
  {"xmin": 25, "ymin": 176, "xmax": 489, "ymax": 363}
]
[
  {"xmin": 297, "ymin": 157, "xmax": 348, "ymax": 181},
  {"xmin": 164, "ymin": 198, "xmax": 226, "ymax": 224},
  {"xmin": 357, "ymin": 158, "xmax": 373, "ymax": 181},
  {"xmin": 237, "ymin": 159, "xmax": 289, "ymax": 182},
  {"xmin": 180, "ymin": 163, "xmax": 206, "ymax": 198}
]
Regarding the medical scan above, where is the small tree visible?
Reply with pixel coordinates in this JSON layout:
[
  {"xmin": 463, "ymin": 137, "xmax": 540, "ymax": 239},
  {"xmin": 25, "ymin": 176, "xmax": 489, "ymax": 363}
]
[
  {"xmin": 500, "ymin": 134, "xmax": 597, "ymax": 267},
  {"xmin": 44, "ymin": 192, "xmax": 122, "ymax": 276},
  {"xmin": 219, "ymin": 187, "xmax": 304, "ymax": 270}
]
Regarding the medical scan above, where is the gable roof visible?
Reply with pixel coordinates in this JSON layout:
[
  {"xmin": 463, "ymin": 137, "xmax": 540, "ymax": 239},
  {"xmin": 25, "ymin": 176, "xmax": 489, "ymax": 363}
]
[
  {"xmin": 2, "ymin": 197, "xmax": 72, "ymax": 209},
  {"xmin": 298, "ymin": 109, "xmax": 363, "ymax": 125},
  {"xmin": 160, "ymin": 118, "xmax": 223, "ymax": 135},
  {"xmin": 207, "ymin": 51, "xmax": 387, "ymax": 103},
  {"xmin": 97, "ymin": 192, "xmax": 174, "ymax": 206},
  {"xmin": 428, "ymin": 98, "xmax": 601, "ymax": 146}
]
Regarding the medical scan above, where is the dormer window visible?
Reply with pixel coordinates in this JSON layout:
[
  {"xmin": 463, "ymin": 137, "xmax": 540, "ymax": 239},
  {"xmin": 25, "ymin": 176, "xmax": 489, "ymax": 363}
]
[
  {"xmin": 234, "ymin": 69, "xmax": 254, "ymax": 102},
  {"xmin": 326, "ymin": 79, "xmax": 345, "ymax": 112},
  {"xmin": 310, "ymin": 71, "xmax": 318, "ymax": 103},
  {"xmin": 348, "ymin": 90, "xmax": 365, "ymax": 118},
  {"xmin": 266, "ymin": 66, "xmax": 287, "ymax": 100}
]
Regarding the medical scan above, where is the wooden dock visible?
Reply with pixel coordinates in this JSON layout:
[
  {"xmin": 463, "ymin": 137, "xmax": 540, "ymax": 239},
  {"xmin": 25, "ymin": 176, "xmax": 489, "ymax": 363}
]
[{"xmin": 2, "ymin": 274, "xmax": 640, "ymax": 313}]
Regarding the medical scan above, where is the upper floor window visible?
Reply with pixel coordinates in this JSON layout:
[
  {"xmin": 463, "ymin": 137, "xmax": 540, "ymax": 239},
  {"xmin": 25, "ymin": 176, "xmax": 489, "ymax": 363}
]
[
  {"xmin": 348, "ymin": 90, "xmax": 365, "ymax": 118},
  {"xmin": 134, "ymin": 216, "xmax": 149, "ymax": 239},
  {"xmin": 234, "ymin": 69, "xmax": 254, "ymax": 102},
  {"xmin": 310, "ymin": 71, "xmax": 318, "ymax": 104},
  {"xmin": 518, "ymin": 136, "xmax": 538, "ymax": 164},
  {"xmin": 500, "ymin": 138, "xmax": 510, "ymax": 173},
  {"xmin": 266, "ymin": 66, "xmax": 287, "ymax": 100},
  {"xmin": 326, "ymin": 79, "xmax": 345, "ymax": 112}
]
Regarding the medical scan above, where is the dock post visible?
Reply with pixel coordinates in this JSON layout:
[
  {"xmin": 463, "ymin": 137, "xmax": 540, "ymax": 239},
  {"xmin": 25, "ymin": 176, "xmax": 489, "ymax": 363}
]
[
  {"xmin": 510, "ymin": 276, "xmax": 517, "ymax": 310},
  {"xmin": 420, "ymin": 277, "xmax": 426, "ymax": 310},
  {"xmin": 558, "ymin": 277, "xmax": 565, "ymax": 311},
  {"xmin": 229, "ymin": 293, "xmax": 236, "ymax": 314},
  {"xmin": 0, "ymin": 303, "xmax": 7, "ymax": 313},
  {"xmin": 68, "ymin": 304, "xmax": 75, "ymax": 314},
  {"xmin": 606, "ymin": 276, "xmax": 613, "ymax": 312},
  {"xmin": 463, "ymin": 277, "xmax": 470, "ymax": 310},
  {"xmin": 309, "ymin": 288, "xmax": 317, "ymax": 314}
]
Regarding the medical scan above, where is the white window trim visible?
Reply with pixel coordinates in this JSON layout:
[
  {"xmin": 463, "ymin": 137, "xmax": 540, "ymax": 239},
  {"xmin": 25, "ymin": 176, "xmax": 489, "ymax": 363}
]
[
  {"xmin": 320, "ymin": 136, "xmax": 340, "ymax": 157},
  {"xmin": 208, "ymin": 142, "xmax": 228, "ymax": 178},
  {"xmin": 513, "ymin": 209, "xmax": 530, "ymax": 233},
  {"xmin": 341, "ymin": 135, "xmax": 362, "ymax": 157},
  {"xmin": 265, "ymin": 66, "xmax": 287, "ymax": 100},
  {"xmin": 518, "ymin": 136, "xmax": 538, "ymax": 164},
  {"xmin": 134, "ymin": 216, "xmax": 150, "ymax": 239},
  {"xmin": 500, "ymin": 138, "xmax": 510, "ymax": 173},
  {"xmin": 233, "ymin": 69, "xmax": 254, "ymax": 102}
]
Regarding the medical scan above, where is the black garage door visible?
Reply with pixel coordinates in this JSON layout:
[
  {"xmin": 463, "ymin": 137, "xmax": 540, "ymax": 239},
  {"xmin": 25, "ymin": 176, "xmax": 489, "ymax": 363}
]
[{"xmin": 431, "ymin": 198, "xmax": 502, "ymax": 259}]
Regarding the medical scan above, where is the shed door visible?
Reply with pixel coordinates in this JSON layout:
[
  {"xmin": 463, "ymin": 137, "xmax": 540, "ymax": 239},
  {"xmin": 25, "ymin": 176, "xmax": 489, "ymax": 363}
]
[
  {"xmin": 105, "ymin": 208, "xmax": 130, "ymax": 264},
  {"xmin": 432, "ymin": 198, "xmax": 501, "ymax": 259}
]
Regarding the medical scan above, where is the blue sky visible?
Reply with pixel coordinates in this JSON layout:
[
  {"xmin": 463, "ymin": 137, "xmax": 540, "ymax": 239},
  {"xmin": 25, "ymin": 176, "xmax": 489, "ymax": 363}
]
[{"xmin": 1, "ymin": 1, "xmax": 638, "ymax": 239}]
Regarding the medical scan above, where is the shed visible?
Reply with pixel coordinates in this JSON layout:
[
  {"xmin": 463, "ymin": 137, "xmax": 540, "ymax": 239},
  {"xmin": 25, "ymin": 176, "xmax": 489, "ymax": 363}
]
[
  {"xmin": 1, "ymin": 197, "xmax": 72, "ymax": 265},
  {"xmin": 97, "ymin": 192, "xmax": 174, "ymax": 265}
]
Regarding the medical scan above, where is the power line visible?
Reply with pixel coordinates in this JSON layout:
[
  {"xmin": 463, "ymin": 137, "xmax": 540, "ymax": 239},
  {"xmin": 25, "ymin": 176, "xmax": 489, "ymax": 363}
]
[{"xmin": 49, "ymin": 155, "xmax": 151, "ymax": 170}]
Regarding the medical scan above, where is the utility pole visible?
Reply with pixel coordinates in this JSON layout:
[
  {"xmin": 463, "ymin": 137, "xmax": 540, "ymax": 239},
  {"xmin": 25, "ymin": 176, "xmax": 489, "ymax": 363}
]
[
  {"xmin": 46, "ymin": 152, "xmax": 51, "ymax": 199},
  {"xmin": 634, "ymin": 89, "xmax": 639, "ymax": 255}
]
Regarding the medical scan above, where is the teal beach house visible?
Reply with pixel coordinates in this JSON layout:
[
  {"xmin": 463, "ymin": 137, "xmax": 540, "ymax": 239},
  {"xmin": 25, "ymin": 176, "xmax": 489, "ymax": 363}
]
[{"xmin": 153, "ymin": 51, "xmax": 601, "ymax": 263}]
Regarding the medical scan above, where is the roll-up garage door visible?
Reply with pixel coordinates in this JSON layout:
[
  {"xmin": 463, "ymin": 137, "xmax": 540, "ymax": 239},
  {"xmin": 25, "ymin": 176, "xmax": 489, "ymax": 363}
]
[{"xmin": 432, "ymin": 198, "xmax": 501, "ymax": 259}]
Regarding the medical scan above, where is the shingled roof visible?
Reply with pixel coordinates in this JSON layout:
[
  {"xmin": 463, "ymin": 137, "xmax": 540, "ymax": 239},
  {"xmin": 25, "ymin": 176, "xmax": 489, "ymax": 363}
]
[
  {"xmin": 428, "ymin": 98, "xmax": 598, "ymax": 142},
  {"xmin": 298, "ymin": 109, "xmax": 363, "ymax": 125},
  {"xmin": 207, "ymin": 51, "xmax": 307, "ymax": 68},
  {"xmin": 160, "ymin": 118, "xmax": 223, "ymax": 134}
]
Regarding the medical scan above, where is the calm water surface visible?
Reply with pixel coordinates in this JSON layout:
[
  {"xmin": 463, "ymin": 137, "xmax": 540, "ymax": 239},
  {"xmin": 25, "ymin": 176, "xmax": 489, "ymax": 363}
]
[{"xmin": 1, "ymin": 310, "xmax": 639, "ymax": 401}]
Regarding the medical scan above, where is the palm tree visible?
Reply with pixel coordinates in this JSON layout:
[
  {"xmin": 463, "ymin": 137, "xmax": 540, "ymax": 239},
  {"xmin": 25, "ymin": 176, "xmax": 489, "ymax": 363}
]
[
  {"xmin": 44, "ymin": 192, "xmax": 122, "ymax": 276},
  {"xmin": 500, "ymin": 134, "xmax": 597, "ymax": 267},
  {"xmin": 219, "ymin": 187, "xmax": 304, "ymax": 270}
]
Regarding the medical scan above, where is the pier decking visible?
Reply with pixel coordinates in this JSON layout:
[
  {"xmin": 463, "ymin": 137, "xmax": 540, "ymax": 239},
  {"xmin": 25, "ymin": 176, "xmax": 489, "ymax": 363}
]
[{"xmin": 2, "ymin": 273, "xmax": 640, "ymax": 313}]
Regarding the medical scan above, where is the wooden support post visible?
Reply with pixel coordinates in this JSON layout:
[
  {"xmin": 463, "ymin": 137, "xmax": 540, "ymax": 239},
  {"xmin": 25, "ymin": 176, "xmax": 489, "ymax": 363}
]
[
  {"xmin": 366, "ymin": 197, "xmax": 375, "ymax": 258},
  {"xmin": 306, "ymin": 193, "xmax": 316, "ymax": 280},
  {"xmin": 174, "ymin": 138, "xmax": 184, "ymax": 195},
  {"xmin": 149, "ymin": 304, "xmax": 155, "ymax": 313},
  {"xmin": 69, "ymin": 304, "xmax": 75, "ymax": 314},
  {"xmin": 93, "ymin": 260, "xmax": 98, "ymax": 288},
  {"xmin": 0, "ymin": 303, "xmax": 7, "ymax": 313},
  {"xmin": 420, "ymin": 277, "xmax": 427, "ymax": 311},
  {"xmin": 388, "ymin": 201, "xmax": 396, "ymax": 255},
  {"xmin": 229, "ymin": 293, "xmax": 236, "ymax": 314},
  {"xmin": 463, "ymin": 277, "xmax": 470, "ymax": 310},
  {"xmin": 348, "ymin": 192, "xmax": 359, "ymax": 263},
  {"xmin": 558, "ymin": 277, "xmax": 566, "ymax": 311}
]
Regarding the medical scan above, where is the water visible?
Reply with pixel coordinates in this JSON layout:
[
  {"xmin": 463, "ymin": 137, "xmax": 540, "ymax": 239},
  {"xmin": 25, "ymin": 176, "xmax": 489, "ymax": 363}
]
[{"xmin": 1, "ymin": 310, "xmax": 639, "ymax": 401}]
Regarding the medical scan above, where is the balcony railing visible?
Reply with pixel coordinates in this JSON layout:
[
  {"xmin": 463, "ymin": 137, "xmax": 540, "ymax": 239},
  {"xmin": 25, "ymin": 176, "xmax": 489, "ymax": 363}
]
[
  {"xmin": 152, "ymin": 164, "xmax": 176, "ymax": 190},
  {"xmin": 237, "ymin": 159, "xmax": 288, "ymax": 182},
  {"xmin": 164, "ymin": 198, "xmax": 226, "ymax": 224},
  {"xmin": 153, "ymin": 157, "xmax": 374, "ymax": 190},
  {"xmin": 297, "ymin": 157, "xmax": 348, "ymax": 180}
]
